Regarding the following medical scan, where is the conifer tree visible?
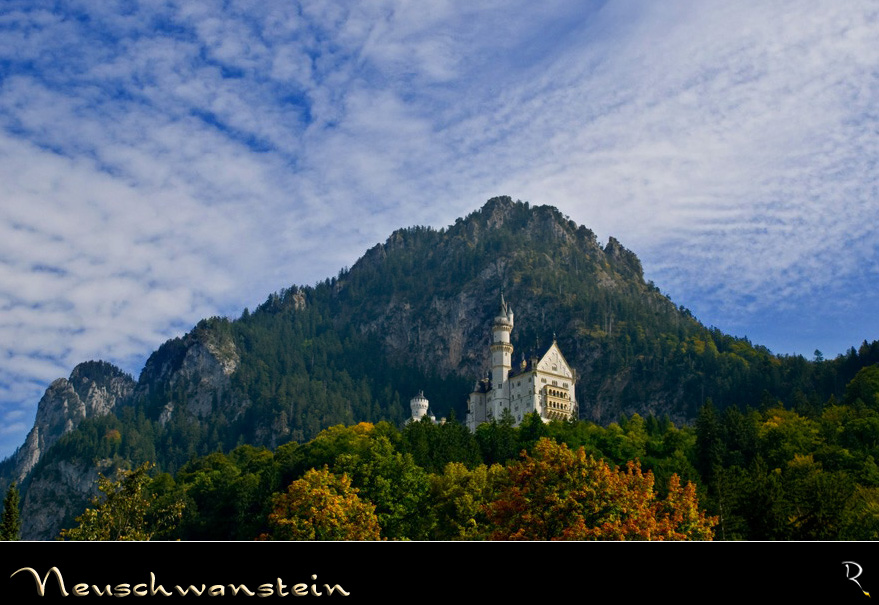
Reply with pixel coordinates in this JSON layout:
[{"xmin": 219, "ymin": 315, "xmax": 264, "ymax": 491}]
[{"xmin": 0, "ymin": 482, "xmax": 21, "ymax": 541}]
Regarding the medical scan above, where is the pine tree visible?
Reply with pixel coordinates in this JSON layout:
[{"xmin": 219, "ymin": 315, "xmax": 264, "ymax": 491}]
[{"xmin": 0, "ymin": 482, "xmax": 21, "ymax": 541}]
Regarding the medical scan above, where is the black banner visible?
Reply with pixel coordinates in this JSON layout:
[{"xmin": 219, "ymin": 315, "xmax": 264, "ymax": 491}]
[{"xmin": 1, "ymin": 541, "xmax": 875, "ymax": 602}]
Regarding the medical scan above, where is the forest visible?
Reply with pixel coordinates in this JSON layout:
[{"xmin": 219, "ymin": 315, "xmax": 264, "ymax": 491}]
[
  {"xmin": 32, "ymin": 359, "xmax": 879, "ymax": 541},
  {"xmin": 4, "ymin": 198, "xmax": 879, "ymax": 541}
]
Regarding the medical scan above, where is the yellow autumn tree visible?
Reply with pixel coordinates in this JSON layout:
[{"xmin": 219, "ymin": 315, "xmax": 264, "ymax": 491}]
[
  {"xmin": 486, "ymin": 438, "xmax": 716, "ymax": 540},
  {"xmin": 262, "ymin": 467, "xmax": 381, "ymax": 540},
  {"xmin": 60, "ymin": 462, "xmax": 184, "ymax": 541}
]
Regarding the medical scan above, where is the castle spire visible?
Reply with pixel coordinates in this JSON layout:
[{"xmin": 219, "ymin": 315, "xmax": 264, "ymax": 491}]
[{"xmin": 497, "ymin": 290, "xmax": 513, "ymax": 325}]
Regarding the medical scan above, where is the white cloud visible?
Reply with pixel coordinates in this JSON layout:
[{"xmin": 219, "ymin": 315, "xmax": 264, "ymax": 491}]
[{"xmin": 0, "ymin": 0, "xmax": 878, "ymax": 457}]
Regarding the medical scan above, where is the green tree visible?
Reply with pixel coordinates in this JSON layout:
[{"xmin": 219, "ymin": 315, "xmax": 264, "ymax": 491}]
[
  {"xmin": 757, "ymin": 408, "xmax": 820, "ymax": 468},
  {"xmin": 60, "ymin": 463, "xmax": 184, "ymax": 541},
  {"xmin": 719, "ymin": 456, "xmax": 786, "ymax": 540},
  {"xmin": 401, "ymin": 415, "xmax": 481, "ymax": 473},
  {"xmin": 292, "ymin": 422, "xmax": 384, "ymax": 477},
  {"xmin": 475, "ymin": 409, "xmax": 519, "ymax": 465},
  {"xmin": 0, "ymin": 482, "xmax": 21, "ymax": 541},
  {"xmin": 695, "ymin": 400, "xmax": 725, "ymax": 484},
  {"xmin": 840, "ymin": 486, "xmax": 879, "ymax": 540},
  {"xmin": 334, "ymin": 435, "xmax": 432, "ymax": 540},
  {"xmin": 781, "ymin": 454, "xmax": 854, "ymax": 540},
  {"xmin": 844, "ymin": 365, "xmax": 879, "ymax": 409},
  {"xmin": 516, "ymin": 412, "xmax": 550, "ymax": 454},
  {"xmin": 428, "ymin": 462, "xmax": 508, "ymax": 540},
  {"xmin": 174, "ymin": 446, "xmax": 277, "ymax": 540}
]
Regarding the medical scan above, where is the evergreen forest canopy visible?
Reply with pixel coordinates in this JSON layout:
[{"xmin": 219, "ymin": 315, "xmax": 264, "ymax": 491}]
[{"xmin": 2, "ymin": 196, "xmax": 879, "ymax": 540}]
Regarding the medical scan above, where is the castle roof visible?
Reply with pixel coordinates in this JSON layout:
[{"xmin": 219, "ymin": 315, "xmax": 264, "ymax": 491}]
[
  {"xmin": 494, "ymin": 292, "xmax": 513, "ymax": 326},
  {"xmin": 508, "ymin": 340, "xmax": 569, "ymax": 379}
]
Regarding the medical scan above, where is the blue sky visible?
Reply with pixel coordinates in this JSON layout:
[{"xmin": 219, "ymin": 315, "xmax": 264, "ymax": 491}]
[{"xmin": 1, "ymin": 0, "xmax": 877, "ymax": 459}]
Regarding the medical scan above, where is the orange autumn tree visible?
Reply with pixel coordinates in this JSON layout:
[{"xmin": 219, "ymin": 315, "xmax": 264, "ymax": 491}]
[
  {"xmin": 262, "ymin": 467, "xmax": 381, "ymax": 540},
  {"xmin": 486, "ymin": 438, "xmax": 716, "ymax": 540}
]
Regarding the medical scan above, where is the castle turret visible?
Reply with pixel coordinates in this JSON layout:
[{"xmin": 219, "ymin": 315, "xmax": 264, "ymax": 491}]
[
  {"xmin": 490, "ymin": 293, "xmax": 514, "ymax": 397},
  {"xmin": 409, "ymin": 391, "xmax": 430, "ymax": 422}
]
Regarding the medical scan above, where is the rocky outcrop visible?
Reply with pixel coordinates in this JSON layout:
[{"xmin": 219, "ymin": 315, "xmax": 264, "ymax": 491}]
[
  {"xmin": 20, "ymin": 458, "xmax": 112, "ymax": 541},
  {"xmin": 12, "ymin": 330, "xmax": 244, "ymax": 539},
  {"xmin": 136, "ymin": 324, "xmax": 243, "ymax": 425},
  {"xmin": 9, "ymin": 361, "xmax": 134, "ymax": 483}
]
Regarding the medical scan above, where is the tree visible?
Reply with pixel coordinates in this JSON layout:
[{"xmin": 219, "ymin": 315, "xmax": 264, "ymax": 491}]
[
  {"xmin": 428, "ymin": 462, "xmax": 508, "ymax": 540},
  {"xmin": 0, "ymin": 482, "xmax": 21, "ymax": 541},
  {"xmin": 60, "ymin": 462, "xmax": 184, "ymax": 541},
  {"xmin": 486, "ymin": 438, "xmax": 716, "ymax": 540},
  {"xmin": 262, "ymin": 467, "xmax": 381, "ymax": 540},
  {"xmin": 781, "ymin": 454, "xmax": 854, "ymax": 540},
  {"xmin": 715, "ymin": 456, "xmax": 786, "ymax": 540},
  {"xmin": 401, "ymin": 414, "xmax": 481, "ymax": 473},
  {"xmin": 844, "ymin": 365, "xmax": 879, "ymax": 409},
  {"xmin": 516, "ymin": 412, "xmax": 550, "ymax": 453},
  {"xmin": 173, "ymin": 446, "xmax": 277, "ymax": 541},
  {"xmin": 695, "ymin": 400, "xmax": 725, "ymax": 484},
  {"xmin": 334, "ymin": 435, "xmax": 432, "ymax": 540},
  {"xmin": 475, "ymin": 409, "xmax": 519, "ymax": 465},
  {"xmin": 292, "ymin": 422, "xmax": 382, "ymax": 477}
]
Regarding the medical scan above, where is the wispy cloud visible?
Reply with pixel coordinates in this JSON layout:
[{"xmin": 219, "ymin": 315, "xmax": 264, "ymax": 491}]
[{"xmin": 0, "ymin": 0, "xmax": 877, "ymax": 457}]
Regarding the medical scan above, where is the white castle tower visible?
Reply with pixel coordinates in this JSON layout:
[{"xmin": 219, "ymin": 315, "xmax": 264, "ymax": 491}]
[
  {"xmin": 408, "ymin": 391, "xmax": 434, "ymax": 423},
  {"xmin": 489, "ymin": 293, "xmax": 514, "ymax": 419}
]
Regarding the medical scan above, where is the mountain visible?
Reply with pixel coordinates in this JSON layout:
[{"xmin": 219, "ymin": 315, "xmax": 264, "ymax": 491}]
[
  {"xmin": 7, "ymin": 361, "xmax": 135, "ymax": 484},
  {"xmin": 3, "ymin": 196, "xmax": 878, "ymax": 539}
]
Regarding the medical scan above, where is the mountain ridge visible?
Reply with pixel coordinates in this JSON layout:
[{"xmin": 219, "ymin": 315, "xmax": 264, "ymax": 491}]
[{"xmin": 3, "ymin": 196, "xmax": 879, "ymax": 539}]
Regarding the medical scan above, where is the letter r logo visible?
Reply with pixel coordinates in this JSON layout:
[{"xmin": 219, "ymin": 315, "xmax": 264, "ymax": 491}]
[{"xmin": 843, "ymin": 561, "xmax": 871, "ymax": 598}]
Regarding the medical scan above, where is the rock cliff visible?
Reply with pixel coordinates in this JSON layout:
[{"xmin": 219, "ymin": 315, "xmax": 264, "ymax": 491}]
[{"xmin": 9, "ymin": 361, "xmax": 135, "ymax": 484}]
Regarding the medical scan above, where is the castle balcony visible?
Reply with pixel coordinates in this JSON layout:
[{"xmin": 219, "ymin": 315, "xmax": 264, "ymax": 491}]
[{"xmin": 542, "ymin": 387, "xmax": 573, "ymax": 421}]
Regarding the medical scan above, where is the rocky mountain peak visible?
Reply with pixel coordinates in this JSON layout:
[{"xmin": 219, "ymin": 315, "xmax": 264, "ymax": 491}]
[
  {"xmin": 135, "ymin": 323, "xmax": 243, "ymax": 426},
  {"xmin": 603, "ymin": 236, "xmax": 644, "ymax": 279},
  {"xmin": 9, "ymin": 361, "xmax": 135, "ymax": 483},
  {"xmin": 479, "ymin": 195, "xmax": 517, "ymax": 228}
]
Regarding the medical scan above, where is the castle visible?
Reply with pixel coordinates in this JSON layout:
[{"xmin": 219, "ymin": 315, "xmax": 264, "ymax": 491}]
[{"xmin": 465, "ymin": 294, "xmax": 577, "ymax": 431}]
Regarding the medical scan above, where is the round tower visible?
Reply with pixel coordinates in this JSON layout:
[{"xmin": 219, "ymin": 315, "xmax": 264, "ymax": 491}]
[{"xmin": 409, "ymin": 391, "xmax": 429, "ymax": 422}]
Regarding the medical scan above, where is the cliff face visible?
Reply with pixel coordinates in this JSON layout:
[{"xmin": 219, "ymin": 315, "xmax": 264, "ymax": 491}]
[
  {"xmin": 10, "ymin": 361, "xmax": 135, "ymax": 484},
  {"xmin": 135, "ymin": 325, "xmax": 243, "ymax": 425},
  {"xmin": 14, "ymin": 330, "xmax": 245, "ymax": 539},
  {"xmin": 20, "ymin": 458, "xmax": 110, "ymax": 541}
]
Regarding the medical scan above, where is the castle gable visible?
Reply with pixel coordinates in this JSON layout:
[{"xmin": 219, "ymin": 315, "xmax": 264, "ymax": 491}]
[{"xmin": 536, "ymin": 342, "xmax": 573, "ymax": 379}]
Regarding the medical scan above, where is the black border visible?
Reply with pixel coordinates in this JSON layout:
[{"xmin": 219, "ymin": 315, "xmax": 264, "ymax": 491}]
[{"xmin": 2, "ymin": 541, "xmax": 875, "ymax": 602}]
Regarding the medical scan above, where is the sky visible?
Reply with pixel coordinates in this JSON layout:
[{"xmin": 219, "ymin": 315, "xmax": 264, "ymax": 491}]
[{"xmin": 1, "ymin": 0, "xmax": 877, "ymax": 459}]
